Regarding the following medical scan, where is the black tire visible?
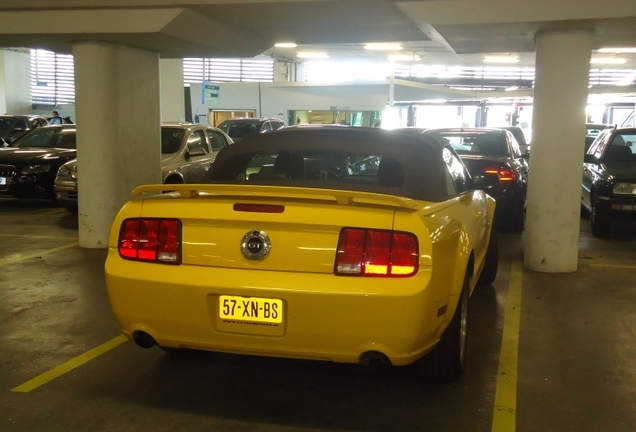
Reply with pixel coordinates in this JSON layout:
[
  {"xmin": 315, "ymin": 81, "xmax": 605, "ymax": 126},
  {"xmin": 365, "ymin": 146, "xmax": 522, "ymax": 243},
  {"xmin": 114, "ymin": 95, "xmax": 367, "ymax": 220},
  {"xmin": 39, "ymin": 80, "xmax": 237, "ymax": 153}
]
[
  {"xmin": 164, "ymin": 176, "xmax": 184, "ymax": 185},
  {"xmin": 590, "ymin": 199, "xmax": 611, "ymax": 237},
  {"xmin": 505, "ymin": 207, "xmax": 525, "ymax": 233},
  {"xmin": 418, "ymin": 272, "xmax": 469, "ymax": 383},
  {"xmin": 477, "ymin": 227, "xmax": 498, "ymax": 286}
]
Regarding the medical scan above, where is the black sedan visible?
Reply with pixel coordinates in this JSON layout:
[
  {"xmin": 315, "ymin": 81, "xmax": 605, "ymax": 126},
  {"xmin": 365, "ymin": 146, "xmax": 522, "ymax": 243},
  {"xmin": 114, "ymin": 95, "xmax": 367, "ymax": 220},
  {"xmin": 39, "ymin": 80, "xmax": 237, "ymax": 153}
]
[
  {"xmin": 582, "ymin": 127, "xmax": 636, "ymax": 237},
  {"xmin": 0, "ymin": 125, "xmax": 76, "ymax": 201},
  {"xmin": 424, "ymin": 128, "xmax": 528, "ymax": 232}
]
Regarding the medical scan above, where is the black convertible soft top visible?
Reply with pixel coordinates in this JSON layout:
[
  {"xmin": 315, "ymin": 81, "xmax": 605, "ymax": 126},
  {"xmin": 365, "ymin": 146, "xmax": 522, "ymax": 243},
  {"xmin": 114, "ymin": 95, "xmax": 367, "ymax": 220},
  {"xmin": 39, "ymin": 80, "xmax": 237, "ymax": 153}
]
[{"xmin": 204, "ymin": 126, "xmax": 456, "ymax": 203}]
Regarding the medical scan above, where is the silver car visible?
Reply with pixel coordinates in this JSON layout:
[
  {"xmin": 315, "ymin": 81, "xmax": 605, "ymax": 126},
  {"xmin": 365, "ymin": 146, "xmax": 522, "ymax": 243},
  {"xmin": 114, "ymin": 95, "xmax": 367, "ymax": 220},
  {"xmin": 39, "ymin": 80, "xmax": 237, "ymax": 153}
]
[{"xmin": 54, "ymin": 123, "xmax": 233, "ymax": 213}]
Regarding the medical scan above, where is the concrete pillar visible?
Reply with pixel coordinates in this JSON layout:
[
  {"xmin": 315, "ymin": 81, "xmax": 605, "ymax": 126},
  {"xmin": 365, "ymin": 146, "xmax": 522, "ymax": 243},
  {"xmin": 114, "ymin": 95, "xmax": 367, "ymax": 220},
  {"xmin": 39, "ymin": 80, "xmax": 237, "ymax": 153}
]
[
  {"xmin": 160, "ymin": 58, "xmax": 185, "ymax": 123},
  {"xmin": 524, "ymin": 30, "xmax": 593, "ymax": 273},
  {"xmin": 73, "ymin": 43, "xmax": 161, "ymax": 248},
  {"xmin": 0, "ymin": 50, "xmax": 7, "ymax": 114}
]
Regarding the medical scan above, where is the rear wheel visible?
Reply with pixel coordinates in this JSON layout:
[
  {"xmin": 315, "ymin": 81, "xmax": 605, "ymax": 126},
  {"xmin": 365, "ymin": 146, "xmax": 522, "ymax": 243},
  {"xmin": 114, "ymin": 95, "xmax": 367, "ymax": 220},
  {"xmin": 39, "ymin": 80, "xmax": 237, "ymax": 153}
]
[
  {"xmin": 418, "ymin": 272, "xmax": 469, "ymax": 383},
  {"xmin": 477, "ymin": 227, "xmax": 498, "ymax": 286},
  {"xmin": 590, "ymin": 198, "xmax": 611, "ymax": 237}
]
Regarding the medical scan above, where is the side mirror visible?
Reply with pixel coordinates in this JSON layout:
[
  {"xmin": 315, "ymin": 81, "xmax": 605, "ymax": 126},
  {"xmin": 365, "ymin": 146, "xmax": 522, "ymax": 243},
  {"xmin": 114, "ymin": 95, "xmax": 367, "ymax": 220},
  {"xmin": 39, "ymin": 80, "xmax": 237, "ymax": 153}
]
[
  {"xmin": 186, "ymin": 148, "xmax": 207, "ymax": 158},
  {"xmin": 583, "ymin": 154, "xmax": 598, "ymax": 163}
]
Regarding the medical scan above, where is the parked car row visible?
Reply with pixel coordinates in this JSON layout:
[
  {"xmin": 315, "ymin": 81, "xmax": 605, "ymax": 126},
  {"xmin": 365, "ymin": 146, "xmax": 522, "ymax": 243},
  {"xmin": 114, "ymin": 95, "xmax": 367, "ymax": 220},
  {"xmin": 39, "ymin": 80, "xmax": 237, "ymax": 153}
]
[{"xmin": 54, "ymin": 123, "xmax": 233, "ymax": 213}]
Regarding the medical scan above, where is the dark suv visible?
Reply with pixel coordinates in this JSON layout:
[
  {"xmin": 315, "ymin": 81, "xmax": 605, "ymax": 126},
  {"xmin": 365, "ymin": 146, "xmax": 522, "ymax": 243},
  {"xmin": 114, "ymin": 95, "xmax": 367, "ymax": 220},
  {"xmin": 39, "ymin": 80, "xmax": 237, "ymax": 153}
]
[
  {"xmin": 582, "ymin": 127, "xmax": 636, "ymax": 237},
  {"xmin": 218, "ymin": 118, "xmax": 285, "ymax": 142},
  {"xmin": 0, "ymin": 115, "xmax": 49, "ymax": 145}
]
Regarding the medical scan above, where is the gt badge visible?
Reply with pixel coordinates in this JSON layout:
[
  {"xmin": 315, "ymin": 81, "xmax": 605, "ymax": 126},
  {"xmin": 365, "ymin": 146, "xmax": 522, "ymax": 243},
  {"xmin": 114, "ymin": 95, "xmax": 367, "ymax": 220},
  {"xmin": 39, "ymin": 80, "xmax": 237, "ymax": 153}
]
[{"xmin": 240, "ymin": 230, "xmax": 271, "ymax": 260}]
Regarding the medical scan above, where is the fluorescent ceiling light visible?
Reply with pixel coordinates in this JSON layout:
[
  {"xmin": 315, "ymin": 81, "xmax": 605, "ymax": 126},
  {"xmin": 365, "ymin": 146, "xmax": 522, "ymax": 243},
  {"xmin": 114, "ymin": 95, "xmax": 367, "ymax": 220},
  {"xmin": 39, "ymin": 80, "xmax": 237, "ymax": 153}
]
[
  {"xmin": 387, "ymin": 54, "xmax": 421, "ymax": 62},
  {"xmin": 296, "ymin": 51, "xmax": 329, "ymax": 59},
  {"xmin": 597, "ymin": 47, "xmax": 636, "ymax": 54},
  {"xmin": 364, "ymin": 43, "xmax": 404, "ymax": 51},
  {"xmin": 483, "ymin": 56, "xmax": 520, "ymax": 63},
  {"xmin": 505, "ymin": 85, "xmax": 520, "ymax": 92},
  {"xmin": 590, "ymin": 57, "xmax": 627, "ymax": 64},
  {"xmin": 274, "ymin": 42, "xmax": 297, "ymax": 48}
]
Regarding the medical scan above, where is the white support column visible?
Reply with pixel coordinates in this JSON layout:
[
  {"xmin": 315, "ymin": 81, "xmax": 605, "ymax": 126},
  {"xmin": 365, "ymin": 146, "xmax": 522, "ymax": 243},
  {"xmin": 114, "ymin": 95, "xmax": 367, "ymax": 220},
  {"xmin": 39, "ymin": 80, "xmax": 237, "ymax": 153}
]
[
  {"xmin": 524, "ymin": 30, "xmax": 593, "ymax": 273},
  {"xmin": 73, "ymin": 43, "xmax": 161, "ymax": 248},
  {"xmin": 0, "ymin": 50, "xmax": 7, "ymax": 115},
  {"xmin": 160, "ymin": 58, "xmax": 185, "ymax": 123}
]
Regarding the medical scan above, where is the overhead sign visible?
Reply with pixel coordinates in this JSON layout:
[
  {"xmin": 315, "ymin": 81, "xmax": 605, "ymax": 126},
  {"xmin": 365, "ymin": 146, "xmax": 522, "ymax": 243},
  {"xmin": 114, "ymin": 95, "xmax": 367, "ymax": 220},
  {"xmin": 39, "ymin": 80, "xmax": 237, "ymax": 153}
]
[{"xmin": 202, "ymin": 82, "xmax": 220, "ymax": 105}]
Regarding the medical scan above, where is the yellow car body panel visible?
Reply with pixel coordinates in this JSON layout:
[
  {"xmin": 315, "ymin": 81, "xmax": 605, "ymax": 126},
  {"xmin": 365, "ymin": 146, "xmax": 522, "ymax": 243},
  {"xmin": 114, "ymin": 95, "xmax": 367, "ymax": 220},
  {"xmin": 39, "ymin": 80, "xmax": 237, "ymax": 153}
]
[{"xmin": 105, "ymin": 184, "xmax": 495, "ymax": 366}]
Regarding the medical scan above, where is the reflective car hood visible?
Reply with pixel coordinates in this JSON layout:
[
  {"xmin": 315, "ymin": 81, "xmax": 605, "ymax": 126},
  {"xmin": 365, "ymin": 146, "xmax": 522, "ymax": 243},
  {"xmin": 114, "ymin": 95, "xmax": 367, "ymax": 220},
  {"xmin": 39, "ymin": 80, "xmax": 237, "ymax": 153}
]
[
  {"xmin": 0, "ymin": 147, "xmax": 76, "ymax": 166},
  {"xmin": 601, "ymin": 162, "xmax": 636, "ymax": 183}
]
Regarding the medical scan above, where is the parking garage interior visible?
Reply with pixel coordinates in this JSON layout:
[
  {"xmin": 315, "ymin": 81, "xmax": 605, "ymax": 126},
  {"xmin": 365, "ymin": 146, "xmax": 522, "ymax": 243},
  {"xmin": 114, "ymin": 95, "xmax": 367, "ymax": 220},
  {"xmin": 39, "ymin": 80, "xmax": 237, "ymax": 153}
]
[{"xmin": 2, "ymin": 1, "xmax": 636, "ymax": 431}]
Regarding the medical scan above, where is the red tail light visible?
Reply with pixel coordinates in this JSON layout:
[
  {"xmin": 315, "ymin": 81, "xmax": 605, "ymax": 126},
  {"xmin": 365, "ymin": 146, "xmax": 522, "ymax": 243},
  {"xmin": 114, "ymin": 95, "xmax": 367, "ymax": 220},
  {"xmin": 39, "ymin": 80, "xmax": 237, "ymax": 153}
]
[
  {"xmin": 335, "ymin": 228, "xmax": 418, "ymax": 277},
  {"xmin": 483, "ymin": 167, "xmax": 517, "ymax": 182},
  {"xmin": 118, "ymin": 218, "xmax": 181, "ymax": 264}
]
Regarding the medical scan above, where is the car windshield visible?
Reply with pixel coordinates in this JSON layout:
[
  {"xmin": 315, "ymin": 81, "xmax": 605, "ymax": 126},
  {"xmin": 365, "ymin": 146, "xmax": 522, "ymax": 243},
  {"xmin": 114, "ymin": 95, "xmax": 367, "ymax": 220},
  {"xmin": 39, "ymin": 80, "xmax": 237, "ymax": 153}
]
[
  {"xmin": 436, "ymin": 134, "xmax": 508, "ymax": 157},
  {"xmin": 219, "ymin": 121, "xmax": 262, "ymax": 139},
  {"xmin": 0, "ymin": 117, "xmax": 14, "ymax": 130},
  {"xmin": 12, "ymin": 128, "xmax": 76, "ymax": 149},
  {"xmin": 161, "ymin": 128, "xmax": 185, "ymax": 154}
]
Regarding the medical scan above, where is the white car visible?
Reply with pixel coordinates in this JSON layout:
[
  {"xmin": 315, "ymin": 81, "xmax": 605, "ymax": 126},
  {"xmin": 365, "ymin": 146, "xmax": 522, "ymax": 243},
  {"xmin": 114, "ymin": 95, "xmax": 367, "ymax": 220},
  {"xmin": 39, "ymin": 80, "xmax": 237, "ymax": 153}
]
[{"xmin": 54, "ymin": 124, "xmax": 233, "ymax": 213}]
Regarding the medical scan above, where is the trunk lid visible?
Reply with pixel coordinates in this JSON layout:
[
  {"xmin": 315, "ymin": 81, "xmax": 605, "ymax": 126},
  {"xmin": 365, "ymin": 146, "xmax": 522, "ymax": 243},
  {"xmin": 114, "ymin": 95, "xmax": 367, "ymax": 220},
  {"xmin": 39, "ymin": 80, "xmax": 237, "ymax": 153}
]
[{"xmin": 133, "ymin": 184, "xmax": 421, "ymax": 274}]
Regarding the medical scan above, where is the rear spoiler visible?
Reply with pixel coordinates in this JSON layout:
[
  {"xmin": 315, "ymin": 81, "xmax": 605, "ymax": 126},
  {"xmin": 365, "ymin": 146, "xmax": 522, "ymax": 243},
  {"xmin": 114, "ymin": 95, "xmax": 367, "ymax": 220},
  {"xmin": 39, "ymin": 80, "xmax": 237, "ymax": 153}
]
[{"xmin": 131, "ymin": 184, "xmax": 420, "ymax": 209}]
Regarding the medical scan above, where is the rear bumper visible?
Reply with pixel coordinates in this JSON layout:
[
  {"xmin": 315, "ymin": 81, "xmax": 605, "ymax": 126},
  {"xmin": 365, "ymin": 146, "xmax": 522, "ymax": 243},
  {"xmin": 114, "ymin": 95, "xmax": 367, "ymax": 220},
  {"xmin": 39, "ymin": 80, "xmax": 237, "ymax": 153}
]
[{"xmin": 105, "ymin": 251, "xmax": 452, "ymax": 366}]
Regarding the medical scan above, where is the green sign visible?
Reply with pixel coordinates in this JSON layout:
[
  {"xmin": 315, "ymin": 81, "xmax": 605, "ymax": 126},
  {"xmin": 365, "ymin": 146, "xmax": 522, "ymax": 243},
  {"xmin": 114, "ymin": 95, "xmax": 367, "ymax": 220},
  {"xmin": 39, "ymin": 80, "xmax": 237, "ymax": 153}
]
[{"xmin": 202, "ymin": 82, "xmax": 220, "ymax": 105}]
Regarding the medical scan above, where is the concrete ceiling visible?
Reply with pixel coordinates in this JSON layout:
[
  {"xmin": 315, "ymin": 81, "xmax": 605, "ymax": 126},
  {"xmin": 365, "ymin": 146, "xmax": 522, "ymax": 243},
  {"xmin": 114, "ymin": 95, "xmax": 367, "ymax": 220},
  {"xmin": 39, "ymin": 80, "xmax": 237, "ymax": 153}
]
[{"xmin": 0, "ymin": 0, "xmax": 636, "ymax": 69}]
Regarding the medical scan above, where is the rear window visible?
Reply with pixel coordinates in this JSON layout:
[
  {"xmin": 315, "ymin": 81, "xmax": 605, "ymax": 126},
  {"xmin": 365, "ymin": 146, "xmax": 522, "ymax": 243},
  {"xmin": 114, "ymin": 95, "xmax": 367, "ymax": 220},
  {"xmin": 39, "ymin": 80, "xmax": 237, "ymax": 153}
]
[
  {"xmin": 208, "ymin": 151, "xmax": 403, "ymax": 189},
  {"xmin": 219, "ymin": 121, "xmax": 262, "ymax": 139},
  {"xmin": 438, "ymin": 134, "xmax": 508, "ymax": 157}
]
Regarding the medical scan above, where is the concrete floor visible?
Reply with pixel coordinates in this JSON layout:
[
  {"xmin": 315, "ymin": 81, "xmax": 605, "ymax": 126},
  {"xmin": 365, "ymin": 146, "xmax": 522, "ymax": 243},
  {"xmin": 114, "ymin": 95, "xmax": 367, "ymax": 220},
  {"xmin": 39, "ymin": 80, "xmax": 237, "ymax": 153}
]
[{"xmin": 1, "ymin": 197, "xmax": 635, "ymax": 432}]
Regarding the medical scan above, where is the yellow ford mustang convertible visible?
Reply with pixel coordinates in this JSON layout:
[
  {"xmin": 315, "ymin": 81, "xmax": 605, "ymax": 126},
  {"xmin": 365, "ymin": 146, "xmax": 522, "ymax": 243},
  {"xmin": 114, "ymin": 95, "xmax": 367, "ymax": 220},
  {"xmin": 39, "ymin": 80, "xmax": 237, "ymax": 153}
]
[{"xmin": 105, "ymin": 126, "xmax": 497, "ymax": 383}]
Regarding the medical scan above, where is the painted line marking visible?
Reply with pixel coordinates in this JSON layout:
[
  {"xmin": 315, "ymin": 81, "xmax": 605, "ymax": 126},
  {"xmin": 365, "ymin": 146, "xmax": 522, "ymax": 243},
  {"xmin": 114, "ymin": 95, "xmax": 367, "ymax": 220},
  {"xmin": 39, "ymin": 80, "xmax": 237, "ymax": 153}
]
[
  {"xmin": 35, "ymin": 209, "xmax": 67, "ymax": 215},
  {"xmin": 11, "ymin": 335, "xmax": 128, "ymax": 393},
  {"xmin": 0, "ymin": 242, "xmax": 78, "ymax": 267},
  {"xmin": 590, "ymin": 264, "xmax": 636, "ymax": 269},
  {"xmin": 491, "ymin": 261, "xmax": 523, "ymax": 432},
  {"xmin": 0, "ymin": 233, "xmax": 77, "ymax": 240}
]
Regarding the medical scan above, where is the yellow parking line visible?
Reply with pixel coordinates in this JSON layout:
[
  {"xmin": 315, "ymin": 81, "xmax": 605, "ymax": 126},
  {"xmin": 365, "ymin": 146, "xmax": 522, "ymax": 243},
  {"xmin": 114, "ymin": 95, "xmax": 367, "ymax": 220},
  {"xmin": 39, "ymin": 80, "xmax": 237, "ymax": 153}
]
[
  {"xmin": 491, "ymin": 261, "xmax": 523, "ymax": 432},
  {"xmin": 0, "ymin": 242, "xmax": 78, "ymax": 266},
  {"xmin": 11, "ymin": 335, "xmax": 128, "ymax": 393},
  {"xmin": 590, "ymin": 264, "xmax": 636, "ymax": 269},
  {"xmin": 0, "ymin": 234, "xmax": 77, "ymax": 240},
  {"xmin": 35, "ymin": 209, "xmax": 67, "ymax": 215}
]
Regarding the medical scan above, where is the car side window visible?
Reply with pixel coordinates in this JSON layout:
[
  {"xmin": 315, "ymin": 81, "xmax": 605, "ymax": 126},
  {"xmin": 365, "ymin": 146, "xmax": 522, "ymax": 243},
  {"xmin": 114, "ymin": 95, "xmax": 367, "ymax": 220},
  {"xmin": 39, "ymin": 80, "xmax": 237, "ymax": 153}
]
[
  {"xmin": 206, "ymin": 130, "xmax": 227, "ymax": 152},
  {"xmin": 443, "ymin": 147, "xmax": 467, "ymax": 194},
  {"xmin": 508, "ymin": 134, "xmax": 522, "ymax": 158},
  {"xmin": 261, "ymin": 122, "xmax": 272, "ymax": 133},
  {"xmin": 187, "ymin": 130, "xmax": 208, "ymax": 154}
]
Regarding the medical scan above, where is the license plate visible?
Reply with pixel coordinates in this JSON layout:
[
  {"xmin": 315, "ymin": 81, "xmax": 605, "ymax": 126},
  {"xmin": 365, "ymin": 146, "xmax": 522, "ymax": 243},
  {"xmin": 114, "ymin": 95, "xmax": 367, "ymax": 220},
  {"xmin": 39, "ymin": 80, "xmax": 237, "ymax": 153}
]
[
  {"xmin": 219, "ymin": 295, "xmax": 283, "ymax": 324},
  {"xmin": 0, "ymin": 177, "xmax": 6, "ymax": 186}
]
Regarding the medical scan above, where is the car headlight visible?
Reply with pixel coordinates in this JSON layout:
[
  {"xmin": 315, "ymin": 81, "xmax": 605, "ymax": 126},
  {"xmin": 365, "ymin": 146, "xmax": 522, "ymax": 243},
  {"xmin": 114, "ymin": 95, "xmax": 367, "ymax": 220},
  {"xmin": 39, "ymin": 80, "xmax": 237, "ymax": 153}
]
[
  {"xmin": 613, "ymin": 183, "xmax": 636, "ymax": 195},
  {"xmin": 21, "ymin": 164, "xmax": 51, "ymax": 174},
  {"xmin": 57, "ymin": 166, "xmax": 71, "ymax": 177}
]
